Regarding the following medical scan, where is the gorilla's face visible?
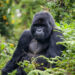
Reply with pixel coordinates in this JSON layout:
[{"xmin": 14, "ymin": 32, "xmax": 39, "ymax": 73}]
[{"xmin": 31, "ymin": 12, "xmax": 53, "ymax": 41}]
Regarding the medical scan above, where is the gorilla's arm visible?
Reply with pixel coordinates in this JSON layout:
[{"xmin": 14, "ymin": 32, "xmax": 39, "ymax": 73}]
[
  {"xmin": 2, "ymin": 30, "xmax": 31, "ymax": 75},
  {"xmin": 46, "ymin": 29, "xmax": 64, "ymax": 58}
]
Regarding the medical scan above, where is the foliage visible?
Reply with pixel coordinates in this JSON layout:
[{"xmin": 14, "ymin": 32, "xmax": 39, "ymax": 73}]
[
  {"xmin": 0, "ymin": 0, "xmax": 75, "ymax": 37},
  {"xmin": 0, "ymin": 35, "xmax": 15, "ymax": 71},
  {"xmin": 56, "ymin": 21, "xmax": 75, "ymax": 75},
  {"xmin": 0, "ymin": 21, "xmax": 75, "ymax": 75},
  {"xmin": 17, "ymin": 21, "xmax": 75, "ymax": 75},
  {"xmin": 0, "ymin": 0, "xmax": 75, "ymax": 75},
  {"xmin": 18, "ymin": 56, "xmax": 66, "ymax": 75},
  {"xmin": 46, "ymin": 0, "xmax": 75, "ymax": 23},
  {"xmin": 10, "ymin": 0, "xmax": 47, "ymax": 28},
  {"xmin": 28, "ymin": 68, "xmax": 66, "ymax": 75},
  {"xmin": 0, "ymin": 0, "xmax": 14, "ymax": 36},
  {"xmin": 11, "ymin": 0, "xmax": 75, "ymax": 28}
]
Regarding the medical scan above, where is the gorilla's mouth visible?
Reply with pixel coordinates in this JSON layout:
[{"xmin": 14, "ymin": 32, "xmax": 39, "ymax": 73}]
[{"xmin": 34, "ymin": 33, "xmax": 44, "ymax": 39}]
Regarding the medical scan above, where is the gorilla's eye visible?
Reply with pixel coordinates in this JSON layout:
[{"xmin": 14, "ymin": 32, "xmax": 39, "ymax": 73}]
[
  {"xmin": 33, "ymin": 24, "xmax": 45, "ymax": 27},
  {"xmin": 39, "ymin": 20, "xmax": 41, "ymax": 23}
]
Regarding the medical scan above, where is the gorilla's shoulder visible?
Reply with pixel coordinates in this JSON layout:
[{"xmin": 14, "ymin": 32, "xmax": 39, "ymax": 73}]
[
  {"xmin": 20, "ymin": 30, "xmax": 32, "ymax": 40},
  {"xmin": 51, "ymin": 28, "xmax": 63, "ymax": 42},
  {"xmin": 22, "ymin": 30, "xmax": 31, "ymax": 35},
  {"xmin": 53, "ymin": 28, "xmax": 63, "ymax": 36}
]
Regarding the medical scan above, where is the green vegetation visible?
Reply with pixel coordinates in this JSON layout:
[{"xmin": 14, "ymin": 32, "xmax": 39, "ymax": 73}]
[
  {"xmin": 0, "ymin": 0, "xmax": 13, "ymax": 36},
  {"xmin": 0, "ymin": 0, "xmax": 75, "ymax": 75}
]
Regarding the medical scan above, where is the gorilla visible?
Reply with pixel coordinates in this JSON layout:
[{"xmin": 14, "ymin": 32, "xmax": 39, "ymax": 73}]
[{"xmin": 2, "ymin": 11, "xmax": 64, "ymax": 75}]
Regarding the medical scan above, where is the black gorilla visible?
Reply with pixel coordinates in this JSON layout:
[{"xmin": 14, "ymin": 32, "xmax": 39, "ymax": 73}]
[{"xmin": 2, "ymin": 11, "xmax": 64, "ymax": 75}]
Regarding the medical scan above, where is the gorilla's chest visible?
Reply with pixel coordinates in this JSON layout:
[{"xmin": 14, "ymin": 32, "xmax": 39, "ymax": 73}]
[
  {"xmin": 29, "ymin": 39, "xmax": 44, "ymax": 54},
  {"xmin": 26, "ymin": 39, "xmax": 49, "ymax": 59}
]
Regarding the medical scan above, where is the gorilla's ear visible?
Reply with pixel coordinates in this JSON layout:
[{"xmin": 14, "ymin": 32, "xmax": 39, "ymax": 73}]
[{"xmin": 48, "ymin": 13, "xmax": 56, "ymax": 27}]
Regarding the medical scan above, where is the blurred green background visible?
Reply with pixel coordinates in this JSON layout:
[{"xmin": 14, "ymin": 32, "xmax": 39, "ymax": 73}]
[{"xmin": 0, "ymin": 0, "xmax": 75, "ymax": 75}]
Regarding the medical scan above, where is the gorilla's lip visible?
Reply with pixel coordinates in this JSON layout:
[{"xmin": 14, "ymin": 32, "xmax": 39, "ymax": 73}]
[{"xmin": 34, "ymin": 34, "xmax": 44, "ymax": 40}]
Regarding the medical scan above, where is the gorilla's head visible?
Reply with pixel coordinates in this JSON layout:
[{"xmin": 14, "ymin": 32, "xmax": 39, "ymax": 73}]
[{"xmin": 31, "ymin": 11, "xmax": 56, "ymax": 41}]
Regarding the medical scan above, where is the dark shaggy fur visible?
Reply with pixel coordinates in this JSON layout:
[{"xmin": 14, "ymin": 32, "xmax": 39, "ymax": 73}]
[{"xmin": 2, "ymin": 11, "xmax": 64, "ymax": 75}]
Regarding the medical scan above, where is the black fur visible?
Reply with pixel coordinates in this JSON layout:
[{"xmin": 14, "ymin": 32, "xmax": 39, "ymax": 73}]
[{"xmin": 2, "ymin": 11, "xmax": 64, "ymax": 75}]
